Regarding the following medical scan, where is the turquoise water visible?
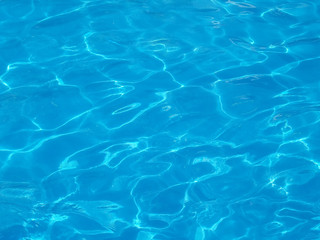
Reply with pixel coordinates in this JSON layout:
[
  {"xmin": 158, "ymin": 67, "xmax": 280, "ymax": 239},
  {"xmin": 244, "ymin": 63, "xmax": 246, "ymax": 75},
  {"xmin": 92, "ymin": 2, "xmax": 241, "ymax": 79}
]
[{"xmin": 1, "ymin": 0, "xmax": 320, "ymax": 239}]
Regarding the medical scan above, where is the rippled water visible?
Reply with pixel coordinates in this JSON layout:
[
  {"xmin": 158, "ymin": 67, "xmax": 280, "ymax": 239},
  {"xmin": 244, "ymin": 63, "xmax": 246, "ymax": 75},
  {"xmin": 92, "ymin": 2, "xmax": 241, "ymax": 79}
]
[{"xmin": 1, "ymin": 0, "xmax": 320, "ymax": 239}]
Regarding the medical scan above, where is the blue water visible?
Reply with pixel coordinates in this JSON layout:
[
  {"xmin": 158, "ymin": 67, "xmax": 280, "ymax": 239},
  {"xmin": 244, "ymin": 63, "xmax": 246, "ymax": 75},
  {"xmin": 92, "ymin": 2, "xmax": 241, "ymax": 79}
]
[{"xmin": 1, "ymin": 0, "xmax": 320, "ymax": 239}]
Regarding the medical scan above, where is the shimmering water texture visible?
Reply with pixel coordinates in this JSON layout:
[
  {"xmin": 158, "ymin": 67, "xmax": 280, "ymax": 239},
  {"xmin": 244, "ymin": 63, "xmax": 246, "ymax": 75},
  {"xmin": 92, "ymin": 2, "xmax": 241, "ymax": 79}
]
[{"xmin": 1, "ymin": 0, "xmax": 320, "ymax": 239}]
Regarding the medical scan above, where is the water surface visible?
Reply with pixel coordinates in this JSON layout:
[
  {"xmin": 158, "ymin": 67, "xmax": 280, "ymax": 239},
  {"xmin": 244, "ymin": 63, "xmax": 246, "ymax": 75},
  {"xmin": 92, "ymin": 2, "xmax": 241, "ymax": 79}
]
[{"xmin": 1, "ymin": 0, "xmax": 320, "ymax": 239}]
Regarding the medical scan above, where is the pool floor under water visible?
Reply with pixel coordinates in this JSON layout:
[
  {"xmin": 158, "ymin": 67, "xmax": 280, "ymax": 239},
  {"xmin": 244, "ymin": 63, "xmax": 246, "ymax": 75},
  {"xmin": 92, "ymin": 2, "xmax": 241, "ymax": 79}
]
[{"xmin": 0, "ymin": 0, "xmax": 320, "ymax": 239}]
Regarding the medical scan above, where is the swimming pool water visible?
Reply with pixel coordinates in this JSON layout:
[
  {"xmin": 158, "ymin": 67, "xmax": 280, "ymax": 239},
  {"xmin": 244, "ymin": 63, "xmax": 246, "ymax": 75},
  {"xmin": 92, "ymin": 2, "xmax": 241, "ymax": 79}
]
[{"xmin": 1, "ymin": 0, "xmax": 320, "ymax": 239}]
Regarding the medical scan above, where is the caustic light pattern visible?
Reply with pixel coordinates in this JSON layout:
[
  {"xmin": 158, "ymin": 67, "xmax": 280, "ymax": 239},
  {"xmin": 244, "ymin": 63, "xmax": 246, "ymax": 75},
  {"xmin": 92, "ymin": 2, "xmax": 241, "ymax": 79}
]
[{"xmin": 0, "ymin": 0, "xmax": 320, "ymax": 239}]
